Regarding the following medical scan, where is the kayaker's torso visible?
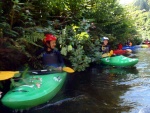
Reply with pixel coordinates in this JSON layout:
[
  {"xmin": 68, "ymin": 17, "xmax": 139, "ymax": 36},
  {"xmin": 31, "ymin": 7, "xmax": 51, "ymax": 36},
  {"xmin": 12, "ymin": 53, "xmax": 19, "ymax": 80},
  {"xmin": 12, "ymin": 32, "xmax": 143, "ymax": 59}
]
[
  {"xmin": 100, "ymin": 44, "xmax": 110, "ymax": 54},
  {"xmin": 39, "ymin": 48, "xmax": 64, "ymax": 67},
  {"xmin": 118, "ymin": 43, "xmax": 123, "ymax": 49}
]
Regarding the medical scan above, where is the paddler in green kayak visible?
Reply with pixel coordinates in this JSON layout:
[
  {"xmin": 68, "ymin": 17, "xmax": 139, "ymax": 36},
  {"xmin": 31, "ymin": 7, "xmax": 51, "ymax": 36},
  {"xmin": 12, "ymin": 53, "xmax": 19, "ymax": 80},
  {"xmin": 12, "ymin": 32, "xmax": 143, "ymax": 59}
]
[
  {"xmin": 100, "ymin": 37, "xmax": 113, "ymax": 57},
  {"xmin": 38, "ymin": 33, "xmax": 64, "ymax": 71}
]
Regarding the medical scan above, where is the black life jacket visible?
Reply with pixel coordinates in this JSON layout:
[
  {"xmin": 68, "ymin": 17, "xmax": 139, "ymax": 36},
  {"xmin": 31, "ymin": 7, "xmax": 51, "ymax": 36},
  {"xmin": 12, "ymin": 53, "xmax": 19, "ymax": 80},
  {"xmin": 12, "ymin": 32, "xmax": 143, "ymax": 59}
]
[
  {"xmin": 42, "ymin": 50, "xmax": 60, "ymax": 67},
  {"xmin": 101, "ymin": 45, "xmax": 110, "ymax": 54}
]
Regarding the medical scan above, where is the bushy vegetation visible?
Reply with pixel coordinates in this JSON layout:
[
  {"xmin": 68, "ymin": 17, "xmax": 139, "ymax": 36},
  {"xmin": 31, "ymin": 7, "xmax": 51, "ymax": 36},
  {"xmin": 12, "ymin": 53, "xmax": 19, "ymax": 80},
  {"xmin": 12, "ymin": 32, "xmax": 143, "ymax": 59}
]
[
  {"xmin": 0, "ymin": 0, "xmax": 142, "ymax": 71},
  {"xmin": 124, "ymin": 0, "xmax": 150, "ymax": 41}
]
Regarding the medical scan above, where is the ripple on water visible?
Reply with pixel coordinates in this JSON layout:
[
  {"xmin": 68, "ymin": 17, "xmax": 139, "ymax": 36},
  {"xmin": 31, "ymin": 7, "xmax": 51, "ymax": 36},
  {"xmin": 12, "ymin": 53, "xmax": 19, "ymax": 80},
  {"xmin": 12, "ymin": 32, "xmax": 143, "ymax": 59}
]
[
  {"xmin": 136, "ymin": 62, "xmax": 149, "ymax": 69},
  {"xmin": 139, "ymin": 107, "xmax": 150, "ymax": 113},
  {"xmin": 34, "ymin": 95, "xmax": 88, "ymax": 110},
  {"xmin": 119, "ymin": 77, "xmax": 150, "ymax": 113},
  {"xmin": 2, "ymin": 48, "xmax": 150, "ymax": 113}
]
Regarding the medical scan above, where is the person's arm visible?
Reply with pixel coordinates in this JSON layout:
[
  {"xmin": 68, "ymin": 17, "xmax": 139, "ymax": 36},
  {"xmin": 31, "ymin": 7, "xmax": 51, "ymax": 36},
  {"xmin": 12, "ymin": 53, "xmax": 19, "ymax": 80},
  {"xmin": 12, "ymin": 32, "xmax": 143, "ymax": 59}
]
[
  {"xmin": 100, "ymin": 45, "xmax": 109, "ymax": 53},
  {"xmin": 104, "ymin": 45, "xmax": 110, "ymax": 53},
  {"xmin": 56, "ymin": 51, "xmax": 64, "ymax": 67}
]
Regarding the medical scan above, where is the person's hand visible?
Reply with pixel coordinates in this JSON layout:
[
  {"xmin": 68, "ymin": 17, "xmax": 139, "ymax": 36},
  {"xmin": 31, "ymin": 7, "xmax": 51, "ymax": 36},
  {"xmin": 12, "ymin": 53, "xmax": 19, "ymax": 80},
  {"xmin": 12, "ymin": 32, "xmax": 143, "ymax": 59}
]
[
  {"xmin": 109, "ymin": 50, "xmax": 113, "ymax": 56},
  {"xmin": 57, "ymin": 67, "xmax": 63, "ymax": 71}
]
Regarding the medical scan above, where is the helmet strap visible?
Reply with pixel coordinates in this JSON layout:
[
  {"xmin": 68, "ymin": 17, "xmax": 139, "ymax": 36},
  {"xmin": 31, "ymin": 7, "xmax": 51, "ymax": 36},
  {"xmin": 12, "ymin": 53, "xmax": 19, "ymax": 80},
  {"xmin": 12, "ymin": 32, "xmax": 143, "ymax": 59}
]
[{"xmin": 46, "ymin": 41, "xmax": 52, "ymax": 51}]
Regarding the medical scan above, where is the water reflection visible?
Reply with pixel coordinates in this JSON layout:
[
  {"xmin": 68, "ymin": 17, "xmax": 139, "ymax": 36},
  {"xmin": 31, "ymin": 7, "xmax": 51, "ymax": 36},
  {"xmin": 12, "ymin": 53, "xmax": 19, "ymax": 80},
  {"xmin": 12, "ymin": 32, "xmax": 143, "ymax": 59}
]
[
  {"xmin": 90, "ymin": 65, "xmax": 139, "ymax": 82},
  {"xmin": 119, "ymin": 48, "xmax": 150, "ymax": 113},
  {"xmin": 23, "ymin": 65, "xmax": 139, "ymax": 113}
]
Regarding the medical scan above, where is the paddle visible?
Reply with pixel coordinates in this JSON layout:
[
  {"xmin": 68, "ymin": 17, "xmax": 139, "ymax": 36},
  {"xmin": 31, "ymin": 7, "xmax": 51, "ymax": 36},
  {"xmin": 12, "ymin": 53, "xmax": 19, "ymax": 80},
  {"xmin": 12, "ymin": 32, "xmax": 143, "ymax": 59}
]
[
  {"xmin": 0, "ymin": 71, "xmax": 19, "ymax": 81},
  {"xmin": 102, "ymin": 50, "xmax": 114, "ymax": 58},
  {"xmin": 0, "ymin": 67, "xmax": 74, "ymax": 81}
]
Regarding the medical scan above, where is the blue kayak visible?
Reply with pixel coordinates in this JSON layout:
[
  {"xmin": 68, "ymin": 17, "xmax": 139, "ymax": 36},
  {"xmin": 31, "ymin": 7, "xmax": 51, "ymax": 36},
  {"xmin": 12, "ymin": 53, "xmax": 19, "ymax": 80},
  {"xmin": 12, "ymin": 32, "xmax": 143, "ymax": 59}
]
[{"xmin": 122, "ymin": 45, "xmax": 140, "ymax": 51}]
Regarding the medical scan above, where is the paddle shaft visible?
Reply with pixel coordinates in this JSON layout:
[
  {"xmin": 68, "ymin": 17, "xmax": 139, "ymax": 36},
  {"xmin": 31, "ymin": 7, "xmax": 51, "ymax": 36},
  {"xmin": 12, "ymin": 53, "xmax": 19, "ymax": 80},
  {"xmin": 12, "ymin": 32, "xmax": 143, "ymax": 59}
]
[
  {"xmin": 0, "ymin": 67, "xmax": 74, "ymax": 80},
  {"xmin": 19, "ymin": 69, "xmax": 63, "ymax": 75}
]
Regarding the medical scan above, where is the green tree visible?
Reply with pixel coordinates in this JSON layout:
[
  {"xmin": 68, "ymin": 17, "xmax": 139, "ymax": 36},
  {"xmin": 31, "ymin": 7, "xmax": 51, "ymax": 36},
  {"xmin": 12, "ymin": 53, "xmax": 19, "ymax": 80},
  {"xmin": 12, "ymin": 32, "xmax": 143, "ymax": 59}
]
[
  {"xmin": 132, "ymin": 0, "xmax": 150, "ymax": 11},
  {"xmin": 0, "ymin": 0, "xmax": 141, "ymax": 71}
]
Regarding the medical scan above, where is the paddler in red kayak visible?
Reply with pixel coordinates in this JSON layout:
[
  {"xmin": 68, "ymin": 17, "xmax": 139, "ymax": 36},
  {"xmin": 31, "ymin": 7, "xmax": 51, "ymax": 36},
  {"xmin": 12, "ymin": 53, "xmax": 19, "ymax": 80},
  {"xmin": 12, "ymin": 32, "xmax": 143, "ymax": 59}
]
[
  {"xmin": 126, "ymin": 39, "xmax": 132, "ymax": 46},
  {"xmin": 118, "ymin": 42, "xmax": 123, "ymax": 49}
]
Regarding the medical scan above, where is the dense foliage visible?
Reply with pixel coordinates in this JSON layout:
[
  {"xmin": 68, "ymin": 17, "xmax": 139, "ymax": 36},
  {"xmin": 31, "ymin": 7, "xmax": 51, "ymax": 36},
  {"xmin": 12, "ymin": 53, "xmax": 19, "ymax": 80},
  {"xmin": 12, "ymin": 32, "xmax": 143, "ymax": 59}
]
[
  {"xmin": 133, "ymin": 0, "xmax": 149, "ymax": 11},
  {"xmin": 0, "ymin": 0, "xmax": 141, "ymax": 71},
  {"xmin": 124, "ymin": 0, "xmax": 150, "ymax": 41}
]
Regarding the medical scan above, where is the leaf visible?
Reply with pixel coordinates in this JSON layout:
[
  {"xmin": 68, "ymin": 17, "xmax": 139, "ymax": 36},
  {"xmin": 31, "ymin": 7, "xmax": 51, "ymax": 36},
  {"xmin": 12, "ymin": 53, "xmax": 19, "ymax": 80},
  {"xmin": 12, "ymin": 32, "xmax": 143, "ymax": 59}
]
[
  {"xmin": 61, "ymin": 47, "xmax": 67, "ymax": 56},
  {"xmin": 67, "ymin": 45, "xmax": 72, "ymax": 51}
]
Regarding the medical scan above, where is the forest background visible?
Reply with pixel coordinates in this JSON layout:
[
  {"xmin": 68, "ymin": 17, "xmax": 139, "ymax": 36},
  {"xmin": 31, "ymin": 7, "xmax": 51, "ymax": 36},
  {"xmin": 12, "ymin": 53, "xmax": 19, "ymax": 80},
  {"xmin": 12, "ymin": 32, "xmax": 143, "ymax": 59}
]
[{"xmin": 0, "ymin": 0, "xmax": 150, "ymax": 72}]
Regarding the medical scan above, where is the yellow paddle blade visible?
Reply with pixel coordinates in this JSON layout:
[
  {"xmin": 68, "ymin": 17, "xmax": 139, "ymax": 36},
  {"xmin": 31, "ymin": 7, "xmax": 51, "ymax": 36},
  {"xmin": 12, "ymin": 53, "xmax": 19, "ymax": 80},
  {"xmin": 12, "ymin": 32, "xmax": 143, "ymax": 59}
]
[
  {"xmin": 102, "ymin": 53, "xmax": 110, "ymax": 58},
  {"xmin": 63, "ymin": 67, "xmax": 75, "ymax": 73},
  {"xmin": 110, "ymin": 50, "xmax": 113, "ymax": 55},
  {"xmin": 0, "ymin": 71, "xmax": 19, "ymax": 80},
  {"xmin": 141, "ymin": 44, "xmax": 149, "ymax": 48},
  {"xmin": 102, "ymin": 50, "xmax": 113, "ymax": 58}
]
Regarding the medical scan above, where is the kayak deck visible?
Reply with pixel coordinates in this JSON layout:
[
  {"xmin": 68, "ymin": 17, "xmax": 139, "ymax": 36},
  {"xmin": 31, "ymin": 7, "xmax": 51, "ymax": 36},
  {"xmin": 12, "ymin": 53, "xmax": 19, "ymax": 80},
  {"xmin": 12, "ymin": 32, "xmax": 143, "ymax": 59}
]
[
  {"xmin": 1, "ymin": 72, "xmax": 67, "ymax": 109},
  {"xmin": 100, "ymin": 55, "xmax": 139, "ymax": 67}
]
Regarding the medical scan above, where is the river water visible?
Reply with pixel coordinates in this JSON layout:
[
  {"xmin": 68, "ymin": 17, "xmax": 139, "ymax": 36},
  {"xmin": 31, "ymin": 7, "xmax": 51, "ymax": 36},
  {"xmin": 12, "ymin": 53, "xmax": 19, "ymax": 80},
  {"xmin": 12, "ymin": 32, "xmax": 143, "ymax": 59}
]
[{"xmin": 1, "ymin": 48, "xmax": 150, "ymax": 113}]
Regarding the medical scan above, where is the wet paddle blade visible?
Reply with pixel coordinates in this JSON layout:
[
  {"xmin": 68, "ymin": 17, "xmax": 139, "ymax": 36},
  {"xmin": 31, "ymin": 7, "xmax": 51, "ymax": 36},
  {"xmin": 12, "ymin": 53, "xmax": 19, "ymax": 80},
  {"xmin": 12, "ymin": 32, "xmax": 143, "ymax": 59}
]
[
  {"xmin": 0, "ymin": 71, "xmax": 19, "ymax": 80},
  {"xmin": 63, "ymin": 67, "xmax": 75, "ymax": 73}
]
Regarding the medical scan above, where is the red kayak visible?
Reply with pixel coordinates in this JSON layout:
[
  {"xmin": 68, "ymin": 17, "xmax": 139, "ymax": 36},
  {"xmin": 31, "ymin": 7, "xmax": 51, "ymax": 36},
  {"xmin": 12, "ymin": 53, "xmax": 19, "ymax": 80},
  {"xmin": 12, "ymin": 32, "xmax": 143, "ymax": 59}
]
[{"xmin": 113, "ymin": 49, "xmax": 127, "ymax": 55}]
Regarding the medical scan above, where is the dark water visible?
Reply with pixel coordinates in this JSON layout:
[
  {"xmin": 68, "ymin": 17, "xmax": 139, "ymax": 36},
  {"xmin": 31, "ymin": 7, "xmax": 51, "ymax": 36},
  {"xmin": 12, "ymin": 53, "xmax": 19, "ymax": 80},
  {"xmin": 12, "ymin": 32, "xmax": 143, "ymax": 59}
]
[{"xmin": 1, "ymin": 48, "xmax": 150, "ymax": 113}]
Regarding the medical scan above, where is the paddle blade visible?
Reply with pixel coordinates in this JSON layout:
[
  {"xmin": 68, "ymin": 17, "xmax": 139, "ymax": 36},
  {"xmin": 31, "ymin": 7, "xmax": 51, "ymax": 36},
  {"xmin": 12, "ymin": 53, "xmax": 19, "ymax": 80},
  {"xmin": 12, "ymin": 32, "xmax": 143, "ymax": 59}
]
[
  {"xmin": 102, "ymin": 50, "xmax": 113, "ymax": 58},
  {"xmin": 0, "ymin": 71, "xmax": 19, "ymax": 80},
  {"xmin": 102, "ymin": 53, "xmax": 110, "ymax": 58},
  {"xmin": 63, "ymin": 67, "xmax": 75, "ymax": 73},
  {"xmin": 110, "ymin": 50, "xmax": 113, "ymax": 56}
]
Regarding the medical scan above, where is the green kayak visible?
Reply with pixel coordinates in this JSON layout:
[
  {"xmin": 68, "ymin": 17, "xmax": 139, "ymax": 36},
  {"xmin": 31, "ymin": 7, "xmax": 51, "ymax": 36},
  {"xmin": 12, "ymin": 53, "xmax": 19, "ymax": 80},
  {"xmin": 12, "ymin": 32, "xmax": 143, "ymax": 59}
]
[
  {"xmin": 1, "ymin": 72, "xmax": 67, "ymax": 109},
  {"xmin": 100, "ymin": 55, "xmax": 138, "ymax": 67}
]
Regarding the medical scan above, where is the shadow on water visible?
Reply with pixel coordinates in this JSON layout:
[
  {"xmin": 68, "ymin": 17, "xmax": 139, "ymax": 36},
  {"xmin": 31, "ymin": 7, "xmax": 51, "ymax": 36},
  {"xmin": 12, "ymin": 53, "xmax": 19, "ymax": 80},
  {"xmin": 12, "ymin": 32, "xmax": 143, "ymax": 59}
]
[{"xmin": 2, "ymin": 48, "xmax": 150, "ymax": 113}]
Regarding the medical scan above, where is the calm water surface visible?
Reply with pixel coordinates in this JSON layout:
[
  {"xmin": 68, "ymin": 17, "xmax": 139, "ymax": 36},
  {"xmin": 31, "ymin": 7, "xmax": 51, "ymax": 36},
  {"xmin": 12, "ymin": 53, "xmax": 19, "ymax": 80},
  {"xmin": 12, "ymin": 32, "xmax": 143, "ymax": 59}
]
[{"xmin": 1, "ymin": 48, "xmax": 150, "ymax": 113}]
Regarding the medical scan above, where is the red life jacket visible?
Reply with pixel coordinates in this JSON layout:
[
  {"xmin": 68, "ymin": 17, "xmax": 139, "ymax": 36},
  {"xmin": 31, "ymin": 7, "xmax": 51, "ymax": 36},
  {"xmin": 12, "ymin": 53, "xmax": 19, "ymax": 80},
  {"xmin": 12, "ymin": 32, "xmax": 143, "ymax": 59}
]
[{"xmin": 118, "ymin": 44, "xmax": 122, "ymax": 49}]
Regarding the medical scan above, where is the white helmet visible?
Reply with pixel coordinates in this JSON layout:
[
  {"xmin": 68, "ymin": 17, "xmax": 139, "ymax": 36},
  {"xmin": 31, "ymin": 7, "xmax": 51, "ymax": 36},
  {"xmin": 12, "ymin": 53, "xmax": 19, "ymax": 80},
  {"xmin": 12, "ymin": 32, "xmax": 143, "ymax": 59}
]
[{"xmin": 103, "ymin": 37, "xmax": 109, "ymax": 41}]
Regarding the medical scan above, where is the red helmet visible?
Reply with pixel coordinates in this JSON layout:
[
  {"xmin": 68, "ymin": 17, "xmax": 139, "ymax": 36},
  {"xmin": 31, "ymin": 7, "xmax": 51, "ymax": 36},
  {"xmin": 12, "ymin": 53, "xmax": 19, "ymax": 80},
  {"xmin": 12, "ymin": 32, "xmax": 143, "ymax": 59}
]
[
  {"xmin": 45, "ymin": 34, "xmax": 57, "ymax": 41},
  {"xmin": 43, "ymin": 34, "xmax": 57, "ymax": 44}
]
